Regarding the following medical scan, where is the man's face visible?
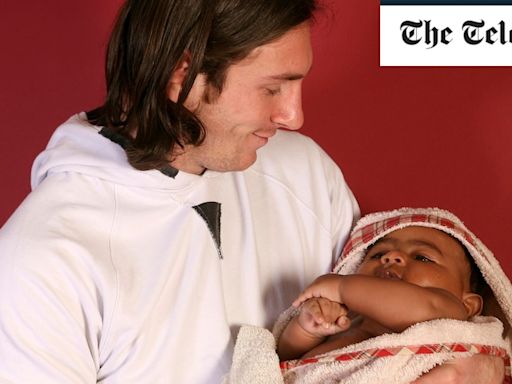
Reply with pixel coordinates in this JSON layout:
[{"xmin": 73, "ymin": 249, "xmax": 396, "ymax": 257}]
[
  {"xmin": 356, "ymin": 226, "xmax": 472, "ymax": 300},
  {"xmin": 172, "ymin": 23, "xmax": 313, "ymax": 174}
]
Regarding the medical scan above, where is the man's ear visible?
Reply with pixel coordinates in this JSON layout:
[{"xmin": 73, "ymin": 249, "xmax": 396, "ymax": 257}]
[
  {"xmin": 168, "ymin": 52, "xmax": 191, "ymax": 103},
  {"xmin": 462, "ymin": 292, "xmax": 484, "ymax": 317}
]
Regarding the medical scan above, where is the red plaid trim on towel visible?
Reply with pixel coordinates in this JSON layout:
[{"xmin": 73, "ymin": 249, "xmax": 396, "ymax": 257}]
[
  {"xmin": 341, "ymin": 213, "xmax": 476, "ymax": 260},
  {"xmin": 280, "ymin": 343, "xmax": 511, "ymax": 383}
]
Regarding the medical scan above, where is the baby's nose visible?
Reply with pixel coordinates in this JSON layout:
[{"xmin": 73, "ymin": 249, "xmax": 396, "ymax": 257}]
[{"xmin": 381, "ymin": 251, "xmax": 405, "ymax": 265}]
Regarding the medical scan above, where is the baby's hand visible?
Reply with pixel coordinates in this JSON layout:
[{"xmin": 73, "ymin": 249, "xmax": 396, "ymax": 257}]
[
  {"xmin": 293, "ymin": 274, "xmax": 345, "ymax": 308},
  {"xmin": 297, "ymin": 297, "xmax": 351, "ymax": 337}
]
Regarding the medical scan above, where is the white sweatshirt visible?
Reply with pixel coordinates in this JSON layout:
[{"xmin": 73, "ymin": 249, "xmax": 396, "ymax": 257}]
[{"xmin": 0, "ymin": 113, "xmax": 359, "ymax": 383}]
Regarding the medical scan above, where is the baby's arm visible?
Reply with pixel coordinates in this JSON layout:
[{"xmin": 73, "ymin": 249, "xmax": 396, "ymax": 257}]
[
  {"xmin": 277, "ymin": 297, "xmax": 350, "ymax": 361},
  {"xmin": 293, "ymin": 274, "xmax": 469, "ymax": 332}
]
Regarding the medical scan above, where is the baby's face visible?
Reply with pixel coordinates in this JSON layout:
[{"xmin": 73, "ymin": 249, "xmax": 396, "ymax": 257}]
[{"xmin": 356, "ymin": 226, "xmax": 472, "ymax": 300}]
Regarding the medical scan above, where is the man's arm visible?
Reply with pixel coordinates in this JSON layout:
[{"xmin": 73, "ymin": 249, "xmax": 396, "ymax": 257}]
[
  {"xmin": 0, "ymin": 244, "xmax": 101, "ymax": 383},
  {"xmin": 293, "ymin": 274, "xmax": 468, "ymax": 332}
]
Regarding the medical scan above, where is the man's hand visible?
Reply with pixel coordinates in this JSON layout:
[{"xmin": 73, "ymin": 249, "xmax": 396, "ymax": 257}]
[
  {"xmin": 411, "ymin": 354, "xmax": 505, "ymax": 384},
  {"xmin": 297, "ymin": 297, "xmax": 350, "ymax": 337}
]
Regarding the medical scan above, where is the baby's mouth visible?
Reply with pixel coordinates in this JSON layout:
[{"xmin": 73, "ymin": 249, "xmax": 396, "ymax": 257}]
[{"xmin": 376, "ymin": 268, "xmax": 402, "ymax": 280}]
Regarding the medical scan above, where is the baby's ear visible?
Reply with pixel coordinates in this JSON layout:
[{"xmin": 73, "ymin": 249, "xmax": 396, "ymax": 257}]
[{"xmin": 462, "ymin": 292, "xmax": 484, "ymax": 318}]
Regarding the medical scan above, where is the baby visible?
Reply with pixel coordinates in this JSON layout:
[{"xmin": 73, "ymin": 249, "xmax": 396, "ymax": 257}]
[{"xmin": 277, "ymin": 223, "xmax": 484, "ymax": 360}]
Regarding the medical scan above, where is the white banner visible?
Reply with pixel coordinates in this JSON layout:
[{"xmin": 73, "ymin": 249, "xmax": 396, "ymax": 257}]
[{"xmin": 380, "ymin": 5, "xmax": 512, "ymax": 66}]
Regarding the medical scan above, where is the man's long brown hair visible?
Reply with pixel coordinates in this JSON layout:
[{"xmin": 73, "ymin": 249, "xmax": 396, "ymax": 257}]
[{"xmin": 88, "ymin": 0, "xmax": 317, "ymax": 171}]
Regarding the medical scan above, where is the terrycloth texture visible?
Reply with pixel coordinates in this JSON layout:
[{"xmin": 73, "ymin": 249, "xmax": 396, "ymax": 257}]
[
  {"xmin": 226, "ymin": 208, "xmax": 512, "ymax": 383},
  {"xmin": 224, "ymin": 326, "xmax": 283, "ymax": 384},
  {"xmin": 225, "ymin": 317, "xmax": 509, "ymax": 384}
]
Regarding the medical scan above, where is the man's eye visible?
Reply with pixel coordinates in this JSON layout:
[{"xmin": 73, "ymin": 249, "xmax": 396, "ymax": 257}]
[
  {"xmin": 265, "ymin": 88, "xmax": 280, "ymax": 96},
  {"xmin": 415, "ymin": 255, "xmax": 433, "ymax": 263}
]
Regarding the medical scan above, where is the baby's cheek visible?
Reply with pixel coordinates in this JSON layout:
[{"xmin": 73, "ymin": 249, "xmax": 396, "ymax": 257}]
[{"xmin": 355, "ymin": 262, "xmax": 374, "ymax": 276}]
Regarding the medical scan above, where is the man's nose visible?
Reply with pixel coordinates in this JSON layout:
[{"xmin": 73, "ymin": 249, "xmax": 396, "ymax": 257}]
[
  {"xmin": 381, "ymin": 251, "xmax": 406, "ymax": 265},
  {"xmin": 270, "ymin": 87, "xmax": 304, "ymax": 131}
]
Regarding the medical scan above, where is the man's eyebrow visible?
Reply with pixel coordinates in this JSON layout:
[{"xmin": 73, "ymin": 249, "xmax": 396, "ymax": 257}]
[{"xmin": 264, "ymin": 73, "xmax": 307, "ymax": 81}]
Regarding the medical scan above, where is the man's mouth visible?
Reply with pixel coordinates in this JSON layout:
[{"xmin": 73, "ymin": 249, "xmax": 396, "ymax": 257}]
[{"xmin": 253, "ymin": 129, "xmax": 277, "ymax": 139}]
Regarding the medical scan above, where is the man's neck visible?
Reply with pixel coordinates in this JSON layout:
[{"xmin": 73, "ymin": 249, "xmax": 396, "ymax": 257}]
[{"xmin": 170, "ymin": 147, "xmax": 206, "ymax": 175}]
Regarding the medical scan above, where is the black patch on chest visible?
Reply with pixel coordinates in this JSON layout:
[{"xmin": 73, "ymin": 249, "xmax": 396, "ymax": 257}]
[{"xmin": 192, "ymin": 202, "xmax": 222, "ymax": 259}]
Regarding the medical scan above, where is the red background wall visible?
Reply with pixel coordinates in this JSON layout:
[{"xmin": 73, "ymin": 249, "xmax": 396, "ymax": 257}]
[{"xmin": 1, "ymin": 1, "xmax": 510, "ymax": 278}]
